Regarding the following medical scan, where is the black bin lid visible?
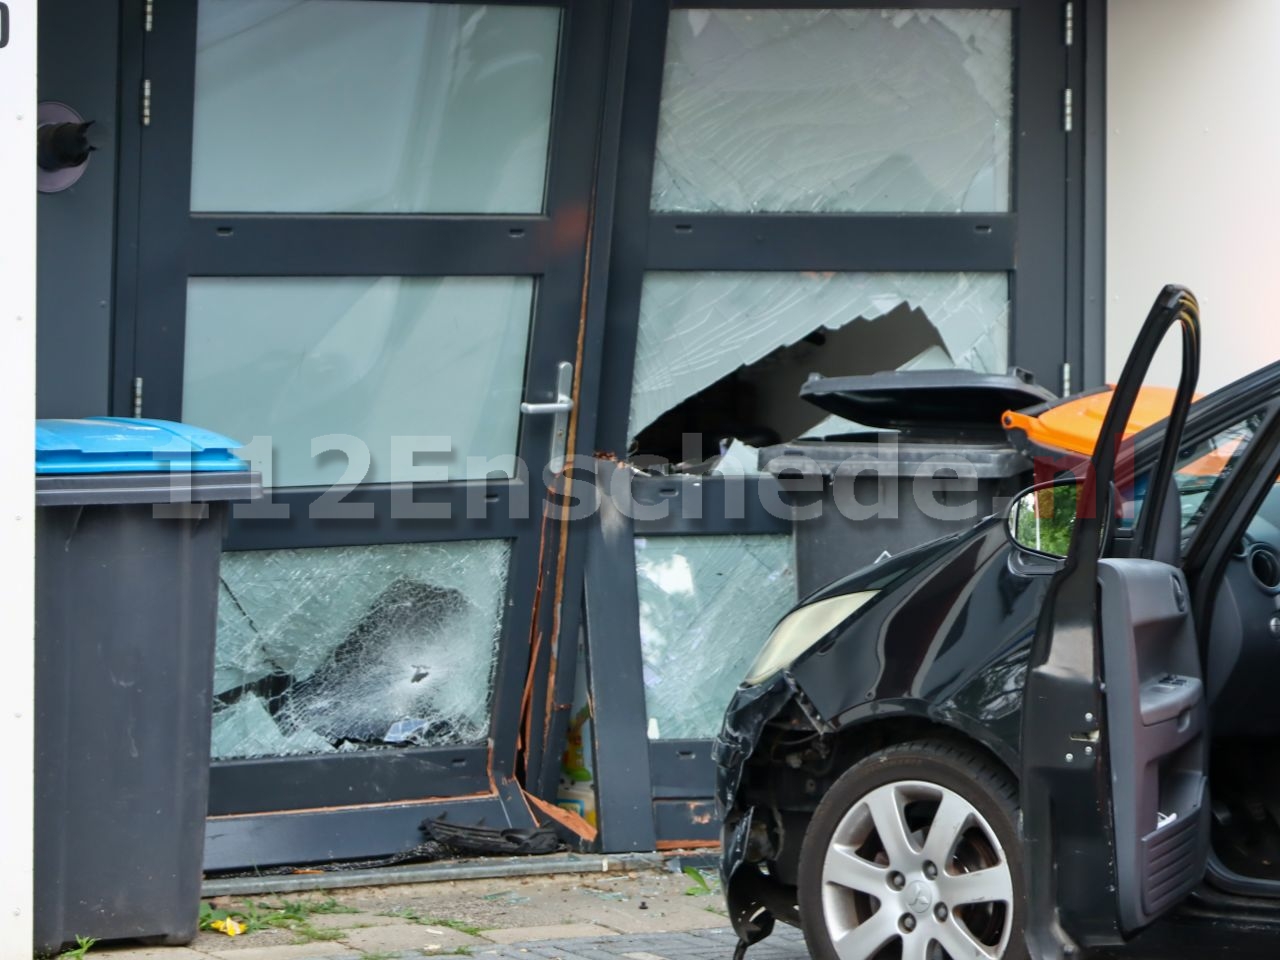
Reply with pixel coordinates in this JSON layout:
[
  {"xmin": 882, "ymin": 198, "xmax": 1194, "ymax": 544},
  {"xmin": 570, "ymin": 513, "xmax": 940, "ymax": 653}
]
[{"xmin": 800, "ymin": 368, "xmax": 1056, "ymax": 437}]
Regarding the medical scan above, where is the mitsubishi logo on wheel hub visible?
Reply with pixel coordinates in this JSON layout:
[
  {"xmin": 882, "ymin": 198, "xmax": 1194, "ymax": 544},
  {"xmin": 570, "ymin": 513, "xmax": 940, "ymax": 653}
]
[{"xmin": 906, "ymin": 881, "xmax": 933, "ymax": 914}]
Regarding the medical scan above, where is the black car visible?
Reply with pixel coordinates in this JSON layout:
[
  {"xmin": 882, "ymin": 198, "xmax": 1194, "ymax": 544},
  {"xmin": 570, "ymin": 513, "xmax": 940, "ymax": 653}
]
[{"xmin": 715, "ymin": 286, "xmax": 1280, "ymax": 960}]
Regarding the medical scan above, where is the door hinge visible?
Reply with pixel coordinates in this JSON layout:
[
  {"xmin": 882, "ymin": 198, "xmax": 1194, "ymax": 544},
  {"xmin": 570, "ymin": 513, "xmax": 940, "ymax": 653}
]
[
  {"xmin": 144, "ymin": 0, "xmax": 153, "ymax": 32},
  {"xmin": 1064, "ymin": 2, "xmax": 1074, "ymax": 46},
  {"xmin": 141, "ymin": 78, "xmax": 152, "ymax": 126},
  {"xmin": 132, "ymin": 376, "xmax": 144, "ymax": 418},
  {"xmin": 1063, "ymin": 87, "xmax": 1074, "ymax": 132},
  {"xmin": 1062, "ymin": 362, "xmax": 1072, "ymax": 396}
]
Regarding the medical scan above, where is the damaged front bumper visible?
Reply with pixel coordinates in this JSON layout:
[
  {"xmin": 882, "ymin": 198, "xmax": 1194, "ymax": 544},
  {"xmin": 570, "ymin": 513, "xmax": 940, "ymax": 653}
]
[{"xmin": 713, "ymin": 675, "xmax": 804, "ymax": 955}]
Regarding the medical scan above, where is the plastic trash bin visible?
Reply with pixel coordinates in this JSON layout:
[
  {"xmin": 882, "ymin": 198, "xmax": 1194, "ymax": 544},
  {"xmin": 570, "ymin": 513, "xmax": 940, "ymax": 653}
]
[
  {"xmin": 761, "ymin": 370, "xmax": 1054, "ymax": 596},
  {"xmin": 33, "ymin": 418, "xmax": 259, "ymax": 953}
]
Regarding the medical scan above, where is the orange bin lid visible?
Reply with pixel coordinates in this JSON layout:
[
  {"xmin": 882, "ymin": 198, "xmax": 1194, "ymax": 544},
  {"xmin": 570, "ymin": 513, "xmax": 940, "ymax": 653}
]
[{"xmin": 1001, "ymin": 385, "xmax": 1197, "ymax": 457}]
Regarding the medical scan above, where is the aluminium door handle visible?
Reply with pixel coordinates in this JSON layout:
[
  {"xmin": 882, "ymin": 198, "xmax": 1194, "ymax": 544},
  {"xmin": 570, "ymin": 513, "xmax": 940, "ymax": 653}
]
[
  {"xmin": 521, "ymin": 361, "xmax": 574, "ymax": 470},
  {"xmin": 520, "ymin": 400, "xmax": 573, "ymax": 415}
]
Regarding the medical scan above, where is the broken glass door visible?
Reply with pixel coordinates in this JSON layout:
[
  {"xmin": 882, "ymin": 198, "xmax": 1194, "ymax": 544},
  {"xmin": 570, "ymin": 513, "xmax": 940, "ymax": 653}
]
[
  {"xmin": 124, "ymin": 0, "xmax": 608, "ymax": 869},
  {"xmin": 586, "ymin": 2, "xmax": 1067, "ymax": 850}
]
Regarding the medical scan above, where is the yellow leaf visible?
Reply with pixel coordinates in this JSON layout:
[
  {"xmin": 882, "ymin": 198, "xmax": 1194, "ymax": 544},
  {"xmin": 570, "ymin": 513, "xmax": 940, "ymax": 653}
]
[{"xmin": 210, "ymin": 917, "xmax": 245, "ymax": 937}]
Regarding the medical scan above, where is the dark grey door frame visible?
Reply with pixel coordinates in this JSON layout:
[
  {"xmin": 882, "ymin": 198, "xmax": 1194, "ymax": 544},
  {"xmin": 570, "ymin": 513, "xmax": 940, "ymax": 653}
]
[
  {"xmin": 112, "ymin": 0, "xmax": 613, "ymax": 870},
  {"xmin": 583, "ymin": 0, "xmax": 1095, "ymax": 850}
]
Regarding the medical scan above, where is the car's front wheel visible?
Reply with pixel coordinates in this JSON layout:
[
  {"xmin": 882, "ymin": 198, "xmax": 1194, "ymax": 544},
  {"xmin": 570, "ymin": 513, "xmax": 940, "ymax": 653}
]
[{"xmin": 797, "ymin": 740, "xmax": 1026, "ymax": 960}]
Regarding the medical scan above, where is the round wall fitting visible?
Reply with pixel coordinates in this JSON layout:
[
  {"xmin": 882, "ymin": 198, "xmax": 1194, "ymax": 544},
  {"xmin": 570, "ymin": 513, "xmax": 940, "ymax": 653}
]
[{"xmin": 38, "ymin": 101, "xmax": 94, "ymax": 193}]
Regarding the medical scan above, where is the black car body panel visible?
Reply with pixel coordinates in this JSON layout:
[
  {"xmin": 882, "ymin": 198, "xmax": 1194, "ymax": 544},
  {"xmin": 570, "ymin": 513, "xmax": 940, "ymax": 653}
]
[
  {"xmin": 715, "ymin": 349, "xmax": 1280, "ymax": 955},
  {"xmin": 715, "ymin": 520, "xmax": 1047, "ymax": 946}
]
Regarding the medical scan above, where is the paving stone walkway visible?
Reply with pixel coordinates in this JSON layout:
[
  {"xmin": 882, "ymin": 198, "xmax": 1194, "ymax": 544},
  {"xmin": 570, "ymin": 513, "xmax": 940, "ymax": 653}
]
[
  {"xmin": 95, "ymin": 867, "xmax": 813, "ymax": 960},
  {"xmin": 302, "ymin": 927, "xmax": 808, "ymax": 960}
]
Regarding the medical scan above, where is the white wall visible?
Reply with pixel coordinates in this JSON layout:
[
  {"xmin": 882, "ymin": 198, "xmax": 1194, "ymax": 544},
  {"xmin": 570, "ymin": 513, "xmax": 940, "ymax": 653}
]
[
  {"xmin": 1108, "ymin": 0, "xmax": 1280, "ymax": 392},
  {"xmin": 0, "ymin": 0, "xmax": 36, "ymax": 955}
]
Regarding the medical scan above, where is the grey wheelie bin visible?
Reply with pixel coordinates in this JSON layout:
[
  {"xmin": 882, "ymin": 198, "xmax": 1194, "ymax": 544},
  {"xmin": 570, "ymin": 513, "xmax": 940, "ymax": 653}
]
[
  {"xmin": 33, "ymin": 418, "xmax": 259, "ymax": 953},
  {"xmin": 760, "ymin": 370, "xmax": 1053, "ymax": 596}
]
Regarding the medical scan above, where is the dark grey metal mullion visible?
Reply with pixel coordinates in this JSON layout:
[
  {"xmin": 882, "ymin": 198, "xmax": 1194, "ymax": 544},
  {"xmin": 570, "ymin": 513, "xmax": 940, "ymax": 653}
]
[
  {"xmin": 221, "ymin": 482, "xmax": 537, "ymax": 551},
  {"xmin": 1080, "ymin": 0, "xmax": 1108, "ymax": 390},
  {"xmin": 529, "ymin": 0, "xmax": 637, "ymax": 805},
  {"xmin": 129, "ymin": 0, "xmax": 200, "ymax": 422},
  {"xmin": 647, "ymin": 214, "xmax": 1016, "ymax": 272},
  {"xmin": 473, "ymin": 513, "xmax": 544, "ymax": 784},
  {"xmin": 672, "ymin": 0, "xmax": 1018, "ymax": 7},
  {"xmin": 313, "ymin": 0, "xmax": 567, "ymax": 5},
  {"xmin": 1009, "ymin": 2, "xmax": 1069, "ymax": 387},
  {"xmin": 584, "ymin": 462, "xmax": 658, "ymax": 852},
  {"xmin": 208, "ymin": 745, "xmax": 491, "ymax": 816},
  {"xmin": 592, "ymin": 0, "xmax": 670, "ymax": 460},
  {"xmin": 203, "ymin": 793, "xmax": 531, "ymax": 872},
  {"xmin": 516, "ymin": 0, "xmax": 613, "ymax": 799},
  {"xmin": 1063, "ymin": 0, "xmax": 1106, "ymax": 394},
  {"xmin": 631, "ymin": 476, "xmax": 793, "ymax": 536},
  {"xmin": 110, "ymin": 0, "xmax": 147, "ymax": 417},
  {"xmin": 649, "ymin": 739, "xmax": 717, "ymax": 798},
  {"xmin": 186, "ymin": 217, "xmax": 554, "ymax": 277},
  {"xmin": 652, "ymin": 799, "xmax": 719, "ymax": 842}
]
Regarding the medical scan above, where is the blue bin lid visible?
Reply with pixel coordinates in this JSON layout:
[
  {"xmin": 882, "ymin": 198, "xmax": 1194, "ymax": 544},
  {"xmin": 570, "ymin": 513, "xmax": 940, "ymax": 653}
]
[{"xmin": 35, "ymin": 417, "xmax": 248, "ymax": 475}]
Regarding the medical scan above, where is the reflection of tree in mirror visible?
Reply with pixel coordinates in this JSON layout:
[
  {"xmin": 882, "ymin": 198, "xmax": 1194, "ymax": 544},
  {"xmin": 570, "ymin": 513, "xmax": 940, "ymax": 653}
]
[{"xmin": 1016, "ymin": 484, "xmax": 1079, "ymax": 557}]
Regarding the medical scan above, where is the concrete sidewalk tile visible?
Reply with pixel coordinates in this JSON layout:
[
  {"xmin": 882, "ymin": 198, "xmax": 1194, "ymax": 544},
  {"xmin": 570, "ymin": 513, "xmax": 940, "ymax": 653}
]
[
  {"xmin": 205, "ymin": 943, "xmax": 359, "ymax": 960},
  {"xmin": 97, "ymin": 948, "xmax": 215, "ymax": 960},
  {"xmin": 561, "ymin": 901, "xmax": 726, "ymax": 936},
  {"xmin": 481, "ymin": 923, "xmax": 616, "ymax": 944},
  {"xmin": 340, "ymin": 922, "xmax": 482, "ymax": 953},
  {"xmin": 306, "ymin": 911, "xmax": 404, "ymax": 930}
]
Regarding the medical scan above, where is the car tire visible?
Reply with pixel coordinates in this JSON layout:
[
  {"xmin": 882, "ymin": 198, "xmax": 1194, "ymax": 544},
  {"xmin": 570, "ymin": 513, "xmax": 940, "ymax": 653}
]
[{"xmin": 797, "ymin": 739, "xmax": 1027, "ymax": 960}]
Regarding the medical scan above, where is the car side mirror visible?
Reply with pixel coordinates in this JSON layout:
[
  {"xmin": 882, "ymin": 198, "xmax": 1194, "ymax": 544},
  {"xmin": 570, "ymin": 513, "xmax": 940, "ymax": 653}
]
[{"xmin": 1006, "ymin": 477, "xmax": 1109, "ymax": 560}]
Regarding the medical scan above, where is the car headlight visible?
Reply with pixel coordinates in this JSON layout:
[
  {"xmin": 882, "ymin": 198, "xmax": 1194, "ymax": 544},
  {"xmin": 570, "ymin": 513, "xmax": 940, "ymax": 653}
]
[{"xmin": 742, "ymin": 590, "xmax": 879, "ymax": 686}]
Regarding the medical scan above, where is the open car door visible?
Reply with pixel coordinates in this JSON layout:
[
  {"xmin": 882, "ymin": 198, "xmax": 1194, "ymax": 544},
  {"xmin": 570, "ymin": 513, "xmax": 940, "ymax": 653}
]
[{"xmin": 1019, "ymin": 286, "xmax": 1208, "ymax": 959}]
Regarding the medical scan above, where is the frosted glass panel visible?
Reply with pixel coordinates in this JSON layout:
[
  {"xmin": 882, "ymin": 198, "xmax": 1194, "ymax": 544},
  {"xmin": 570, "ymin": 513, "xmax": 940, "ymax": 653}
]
[
  {"xmin": 191, "ymin": 1, "xmax": 560, "ymax": 213},
  {"xmin": 653, "ymin": 9, "xmax": 1012, "ymax": 213},
  {"xmin": 183, "ymin": 276, "xmax": 533, "ymax": 487},
  {"xmin": 211, "ymin": 539, "xmax": 509, "ymax": 759},
  {"xmin": 636, "ymin": 535, "xmax": 796, "ymax": 740},
  {"xmin": 629, "ymin": 272, "xmax": 1009, "ymax": 443}
]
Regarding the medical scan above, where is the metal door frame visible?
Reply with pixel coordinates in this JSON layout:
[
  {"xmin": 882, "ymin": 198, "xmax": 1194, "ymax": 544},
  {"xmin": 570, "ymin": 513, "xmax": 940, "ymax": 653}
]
[
  {"xmin": 581, "ymin": 0, "xmax": 1099, "ymax": 850},
  {"xmin": 111, "ymin": 0, "xmax": 613, "ymax": 870}
]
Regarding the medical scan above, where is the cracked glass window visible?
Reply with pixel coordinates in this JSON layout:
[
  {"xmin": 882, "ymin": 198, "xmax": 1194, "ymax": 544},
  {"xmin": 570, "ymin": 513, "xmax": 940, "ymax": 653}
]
[
  {"xmin": 183, "ymin": 275, "xmax": 533, "ymax": 487},
  {"xmin": 210, "ymin": 539, "xmax": 510, "ymax": 760},
  {"xmin": 636, "ymin": 535, "xmax": 796, "ymax": 740},
  {"xmin": 191, "ymin": 1, "xmax": 560, "ymax": 213},
  {"xmin": 653, "ymin": 9, "xmax": 1012, "ymax": 213},
  {"xmin": 629, "ymin": 271, "xmax": 1009, "ymax": 465}
]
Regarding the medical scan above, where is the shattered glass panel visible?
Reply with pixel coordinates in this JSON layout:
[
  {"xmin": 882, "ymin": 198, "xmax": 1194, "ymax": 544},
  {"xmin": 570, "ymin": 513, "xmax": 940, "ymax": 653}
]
[
  {"xmin": 183, "ymin": 276, "xmax": 533, "ymax": 487},
  {"xmin": 191, "ymin": 1, "xmax": 560, "ymax": 213},
  {"xmin": 211, "ymin": 539, "xmax": 510, "ymax": 760},
  {"xmin": 653, "ymin": 9, "xmax": 1011, "ymax": 213},
  {"xmin": 629, "ymin": 271, "xmax": 1009, "ymax": 444},
  {"xmin": 636, "ymin": 535, "xmax": 796, "ymax": 740}
]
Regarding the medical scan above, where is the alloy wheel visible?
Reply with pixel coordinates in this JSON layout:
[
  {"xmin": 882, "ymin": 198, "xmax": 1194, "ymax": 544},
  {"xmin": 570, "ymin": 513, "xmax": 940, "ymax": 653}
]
[{"xmin": 820, "ymin": 779, "xmax": 1015, "ymax": 960}]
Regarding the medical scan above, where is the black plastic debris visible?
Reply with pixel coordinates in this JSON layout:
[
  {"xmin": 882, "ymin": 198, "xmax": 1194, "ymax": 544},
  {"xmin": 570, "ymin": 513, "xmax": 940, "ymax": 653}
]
[{"xmin": 421, "ymin": 816, "xmax": 562, "ymax": 857}]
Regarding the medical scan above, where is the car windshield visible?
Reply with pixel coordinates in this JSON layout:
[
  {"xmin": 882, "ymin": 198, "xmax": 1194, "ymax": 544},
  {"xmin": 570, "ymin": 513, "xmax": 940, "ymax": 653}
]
[{"xmin": 1126, "ymin": 412, "xmax": 1262, "ymax": 546}]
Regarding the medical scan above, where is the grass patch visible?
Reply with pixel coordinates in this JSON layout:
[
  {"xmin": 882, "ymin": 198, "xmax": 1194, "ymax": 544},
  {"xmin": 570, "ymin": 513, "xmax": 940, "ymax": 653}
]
[
  {"xmin": 381, "ymin": 909, "xmax": 483, "ymax": 937},
  {"xmin": 284, "ymin": 921, "xmax": 346, "ymax": 944},
  {"xmin": 258, "ymin": 896, "xmax": 359, "ymax": 918},
  {"xmin": 683, "ymin": 866, "xmax": 716, "ymax": 896},
  {"xmin": 199, "ymin": 896, "xmax": 358, "ymax": 942},
  {"xmin": 57, "ymin": 936, "xmax": 96, "ymax": 960}
]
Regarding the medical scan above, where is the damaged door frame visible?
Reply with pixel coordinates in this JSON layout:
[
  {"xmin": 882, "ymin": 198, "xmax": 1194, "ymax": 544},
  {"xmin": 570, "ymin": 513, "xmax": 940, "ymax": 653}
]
[
  {"xmin": 583, "ymin": 0, "xmax": 1095, "ymax": 850},
  {"xmin": 112, "ymin": 0, "xmax": 614, "ymax": 871}
]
